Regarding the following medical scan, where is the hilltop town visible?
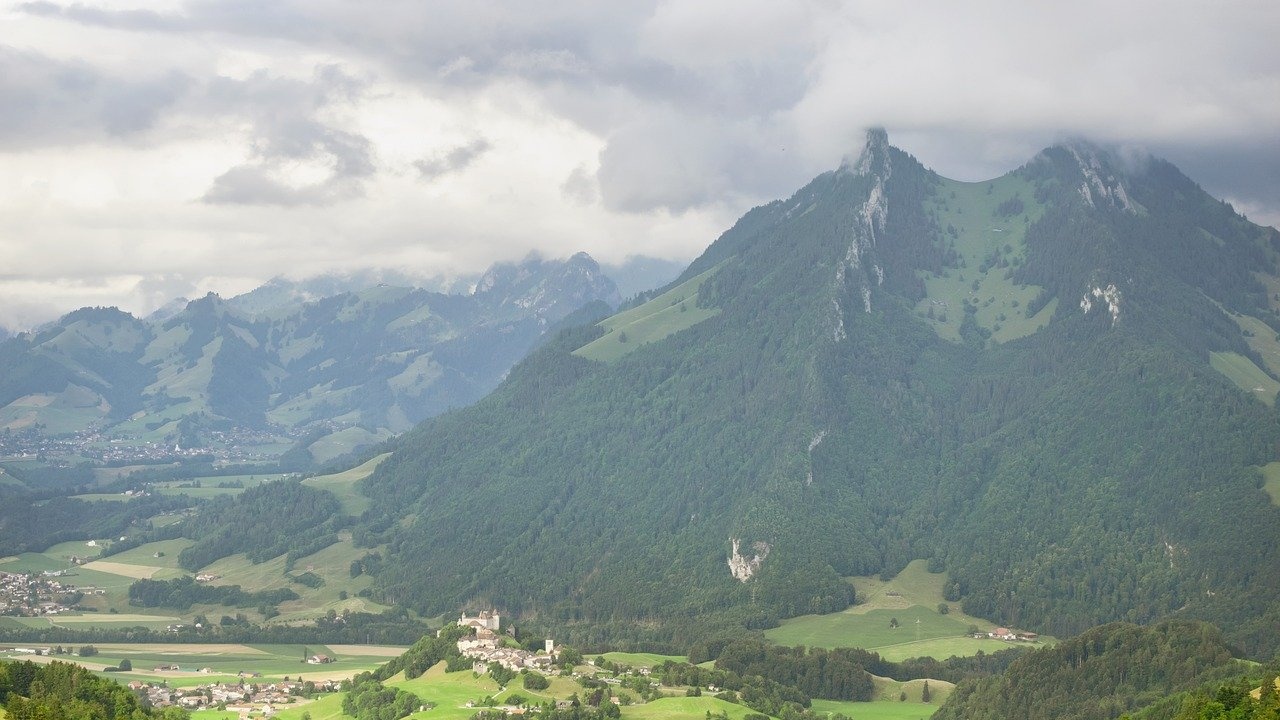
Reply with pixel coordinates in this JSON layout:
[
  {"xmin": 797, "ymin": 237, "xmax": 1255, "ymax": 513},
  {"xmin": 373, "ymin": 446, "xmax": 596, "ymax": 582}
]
[{"xmin": 453, "ymin": 611, "xmax": 558, "ymax": 672}]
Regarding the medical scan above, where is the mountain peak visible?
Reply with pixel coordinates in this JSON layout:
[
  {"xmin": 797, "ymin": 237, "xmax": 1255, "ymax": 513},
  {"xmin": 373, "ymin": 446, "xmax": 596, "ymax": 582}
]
[{"xmin": 839, "ymin": 127, "xmax": 892, "ymax": 177}]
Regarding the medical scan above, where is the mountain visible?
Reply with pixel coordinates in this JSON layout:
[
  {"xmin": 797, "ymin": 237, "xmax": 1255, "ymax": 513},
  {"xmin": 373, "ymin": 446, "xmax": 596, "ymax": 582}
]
[
  {"xmin": 0, "ymin": 253, "xmax": 619, "ymax": 463},
  {"xmin": 226, "ymin": 268, "xmax": 473, "ymax": 319},
  {"xmin": 353, "ymin": 130, "xmax": 1280, "ymax": 656},
  {"xmin": 601, "ymin": 256, "xmax": 687, "ymax": 301}
]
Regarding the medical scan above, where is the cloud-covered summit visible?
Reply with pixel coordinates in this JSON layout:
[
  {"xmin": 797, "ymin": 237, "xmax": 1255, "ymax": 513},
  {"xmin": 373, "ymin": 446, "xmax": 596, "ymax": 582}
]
[{"xmin": 1, "ymin": 0, "xmax": 1277, "ymax": 330}]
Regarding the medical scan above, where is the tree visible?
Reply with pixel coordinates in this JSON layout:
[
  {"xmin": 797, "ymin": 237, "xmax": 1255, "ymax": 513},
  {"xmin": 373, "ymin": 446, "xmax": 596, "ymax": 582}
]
[
  {"xmin": 119, "ymin": 659, "xmax": 132, "ymax": 671},
  {"xmin": 921, "ymin": 680, "xmax": 931, "ymax": 703},
  {"xmin": 78, "ymin": 645, "xmax": 98, "ymax": 657},
  {"xmin": 889, "ymin": 617, "xmax": 899, "ymax": 629}
]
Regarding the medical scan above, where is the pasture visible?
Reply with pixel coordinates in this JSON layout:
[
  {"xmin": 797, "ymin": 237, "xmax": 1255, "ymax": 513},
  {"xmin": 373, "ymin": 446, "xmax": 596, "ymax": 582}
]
[
  {"xmin": 0, "ymin": 643, "xmax": 404, "ymax": 688},
  {"xmin": 766, "ymin": 560, "xmax": 1049, "ymax": 660},
  {"xmin": 594, "ymin": 652, "xmax": 685, "ymax": 668},
  {"xmin": 1210, "ymin": 351, "xmax": 1280, "ymax": 406},
  {"xmin": 915, "ymin": 174, "xmax": 1055, "ymax": 345},
  {"xmin": 301, "ymin": 453, "xmax": 390, "ymax": 515},
  {"xmin": 574, "ymin": 266, "xmax": 721, "ymax": 363},
  {"xmin": 1261, "ymin": 462, "xmax": 1280, "ymax": 506}
]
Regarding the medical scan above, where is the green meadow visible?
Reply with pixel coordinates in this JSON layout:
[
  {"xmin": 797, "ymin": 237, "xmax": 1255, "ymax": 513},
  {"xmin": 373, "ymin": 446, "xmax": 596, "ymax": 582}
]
[
  {"xmin": 574, "ymin": 267, "xmax": 721, "ymax": 363},
  {"xmin": 1210, "ymin": 351, "xmax": 1280, "ymax": 406},
  {"xmin": 1260, "ymin": 462, "xmax": 1280, "ymax": 506},
  {"xmin": 915, "ymin": 174, "xmax": 1056, "ymax": 345},
  {"xmin": 593, "ymin": 652, "xmax": 685, "ymax": 668},
  {"xmin": 301, "ymin": 453, "xmax": 390, "ymax": 516},
  {"xmin": 766, "ymin": 560, "xmax": 1049, "ymax": 661}
]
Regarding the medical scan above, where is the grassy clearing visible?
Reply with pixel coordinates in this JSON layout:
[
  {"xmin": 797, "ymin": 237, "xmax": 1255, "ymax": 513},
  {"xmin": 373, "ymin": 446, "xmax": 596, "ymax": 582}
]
[
  {"xmin": 198, "ymin": 532, "xmax": 387, "ymax": 623},
  {"xmin": 574, "ymin": 266, "xmax": 721, "ymax": 363},
  {"xmin": 1210, "ymin": 351, "xmax": 1280, "ymax": 405},
  {"xmin": 99, "ymin": 538, "xmax": 195, "ymax": 570},
  {"xmin": 915, "ymin": 174, "xmax": 1055, "ymax": 345},
  {"xmin": 621, "ymin": 697, "xmax": 764, "ymax": 720},
  {"xmin": 302, "ymin": 453, "xmax": 390, "ymax": 515},
  {"xmin": 767, "ymin": 560, "xmax": 1050, "ymax": 660},
  {"xmin": 1225, "ymin": 311, "xmax": 1280, "ymax": 378},
  {"xmin": 1260, "ymin": 462, "xmax": 1280, "ymax": 507},
  {"xmin": 810, "ymin": 699, "xmax": 938, "ymax": 720},
  {"xmin": 269, "ymin": 692, "xmax": 348, "ymax": 720},
  {"xmin": 308, "ymin": 427, "xmax": 393, "ymax": 465},
  {"xmin": 594, "ymin": 652, "xmax": 685, "ymax": 668},
  {"xmin": 387, "ymin": 662, "xmax": 503, "ymax": 720}
]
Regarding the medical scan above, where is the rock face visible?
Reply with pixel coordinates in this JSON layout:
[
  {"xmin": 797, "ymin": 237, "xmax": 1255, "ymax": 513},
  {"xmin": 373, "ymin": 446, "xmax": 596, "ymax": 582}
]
[{"xmin": 728, "ymin": 538, "xmax": 771, "ymax": 582}]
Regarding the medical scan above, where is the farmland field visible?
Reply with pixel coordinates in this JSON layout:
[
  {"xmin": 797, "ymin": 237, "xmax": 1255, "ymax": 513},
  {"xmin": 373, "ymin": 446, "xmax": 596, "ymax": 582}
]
[{"xmin": 0, "ymin": 643, "xmax": 404, "ymax": 688}]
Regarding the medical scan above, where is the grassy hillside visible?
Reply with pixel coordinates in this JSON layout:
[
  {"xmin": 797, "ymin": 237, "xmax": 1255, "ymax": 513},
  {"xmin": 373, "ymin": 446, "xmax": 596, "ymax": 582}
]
[
  {"xmin": 1210, "ymin": 351, "xmax": 1280, "ymax": 405},
  {"xmin": 1261, "ymin": 462, "xmax": 1280, "ymax": 507},
  {"xmin": 915, "ymin": 174, "xmax": 1055, "ymax": 344},
  {"xmin": 302, "ymin": 453, "xmax": 390, "ymax": 515},
  {"xmin": 766, "ymin": 560, "xmax": 1045, "ymax": 661},
  {"xmin": 574, "ymin": 266, "xmax": 721, "ymax": 362}
]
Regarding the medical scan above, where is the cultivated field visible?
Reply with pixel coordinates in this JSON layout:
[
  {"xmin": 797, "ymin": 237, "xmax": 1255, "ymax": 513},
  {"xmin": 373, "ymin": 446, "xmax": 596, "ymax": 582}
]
[
  {"xmin": 766, "ymin": 559, "xmax": 1050, "ymax": 661},
  {"xmin": 0, "ymin": 643, "xmax": 404, "ymax": 688}
]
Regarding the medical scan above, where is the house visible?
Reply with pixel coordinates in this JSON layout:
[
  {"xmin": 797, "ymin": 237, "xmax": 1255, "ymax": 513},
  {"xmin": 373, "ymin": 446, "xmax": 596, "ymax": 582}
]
[{"xmin": 307, "ymin": 654, "xmax": 333, "ymax": 664}]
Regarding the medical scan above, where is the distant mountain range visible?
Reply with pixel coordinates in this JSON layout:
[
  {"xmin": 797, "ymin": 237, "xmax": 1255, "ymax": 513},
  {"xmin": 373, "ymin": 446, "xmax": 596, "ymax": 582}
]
[
  {"xmin": 341, "ymin": 130, "xmax": 1280, "ymax": 657},
  {"xmin": 0, "ymin": 252, "xmax": 623, "ymax": 464}
]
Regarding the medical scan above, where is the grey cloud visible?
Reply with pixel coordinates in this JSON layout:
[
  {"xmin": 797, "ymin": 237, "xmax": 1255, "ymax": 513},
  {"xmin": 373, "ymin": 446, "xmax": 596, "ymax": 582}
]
[
  {"xmin": 0, "ymin": 46, "xmax": 189, "ymax": 148},
  {"xmin": 561, "ymin": 165, "xmax": 598, "ymax": 205},
  {"xmin": 203, "ymin": 126, "xmax": 373, "ymax": 206},
  {"xmin": 415, "ymin": 139, "xmax": 492, "ymax": 181}
]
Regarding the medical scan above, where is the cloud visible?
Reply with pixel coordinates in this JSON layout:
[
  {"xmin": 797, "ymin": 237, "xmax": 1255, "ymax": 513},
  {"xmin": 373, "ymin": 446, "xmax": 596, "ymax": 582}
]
[
  {"xmin": 1, "ymin": 0, "xmax": 1278, "ymax": 327},
  {"xmin": 0, "ymin": 46, "xmax": 190, "ymax": 148},
  {"xmin": 415, "ymin": 138, "xmax": 492, "ymax": 181}
]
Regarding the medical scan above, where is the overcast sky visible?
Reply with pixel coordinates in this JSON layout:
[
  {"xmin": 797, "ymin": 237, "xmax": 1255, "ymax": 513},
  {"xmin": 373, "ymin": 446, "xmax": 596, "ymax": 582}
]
[{"xmin": 2, "ymin": 0, "xmax": 1278, "ymax": 330}]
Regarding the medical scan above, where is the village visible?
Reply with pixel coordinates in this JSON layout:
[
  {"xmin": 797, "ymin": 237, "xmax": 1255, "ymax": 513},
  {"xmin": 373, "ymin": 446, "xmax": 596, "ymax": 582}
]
[
  {"xmin": 124, "ymin": 675, "xmax": 340, "ymax": 715},
  {"xmin": 0, "ymin": 570, "xmax": 86, "ymax": 617},
  {"xmin": 452, "ymin": 611, "xmax": 559, "ymax": 672}
]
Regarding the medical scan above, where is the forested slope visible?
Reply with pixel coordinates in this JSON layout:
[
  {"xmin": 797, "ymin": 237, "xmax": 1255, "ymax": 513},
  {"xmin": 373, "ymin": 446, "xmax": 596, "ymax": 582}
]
[{"xmin": 355, "ymin": 131, "xmax": 1280, "ymax": 655}]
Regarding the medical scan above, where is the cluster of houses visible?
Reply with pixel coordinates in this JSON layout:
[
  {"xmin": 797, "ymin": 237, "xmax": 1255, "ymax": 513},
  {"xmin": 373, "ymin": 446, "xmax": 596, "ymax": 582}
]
[
  {"xmin": 0, "ymin": 570, "xmax": 82, "ymax": 616},
  {"xmin": 452, "ymin": 611, "xmax": 558, "ymax": 672},
  {"xmin": 976, "ymin": 627, "xmax": 1039, "ymax": 642},
  {"xmin": 126, "ymin": 678, "xmax": 338, "ymax": 715}
]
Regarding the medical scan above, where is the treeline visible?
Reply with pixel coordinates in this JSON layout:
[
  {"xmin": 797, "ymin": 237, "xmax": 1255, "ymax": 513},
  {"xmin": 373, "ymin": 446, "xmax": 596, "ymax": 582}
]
[
  {"xmin": 175, "ymin": 480, "xmax": 343, "ymax": 570},
  {"xmin": 128, "ymin": 575, "xmax": 298, "ymax": 610},
  {"xmin": 711, "ymin": 639, "xmax": 1026, "ymax": 697},
  {"xmin": 1, "ymin": 659, "xmax": 188, "ymax": 719},
  {"xmin": 933, "ymin": 621, "xmax": 1243, "ymax": 720},
  {"xmin": 372, "ymin": 623, "xmax": 469, "ymax": 681},
  {"xmin": 0, "ymin": 607, "xmax": 432, "ymax": 645},
  {"xmin": 342, "ymin": 677, "xmax": 424, "ymax": 720},
  {"xmin": 1157, "ymin": 674, "xmax": 1280, "ymax": 720},
  {"xmin": 0, "ymin": 493, "xmax": 189, "ymax": 556}
]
